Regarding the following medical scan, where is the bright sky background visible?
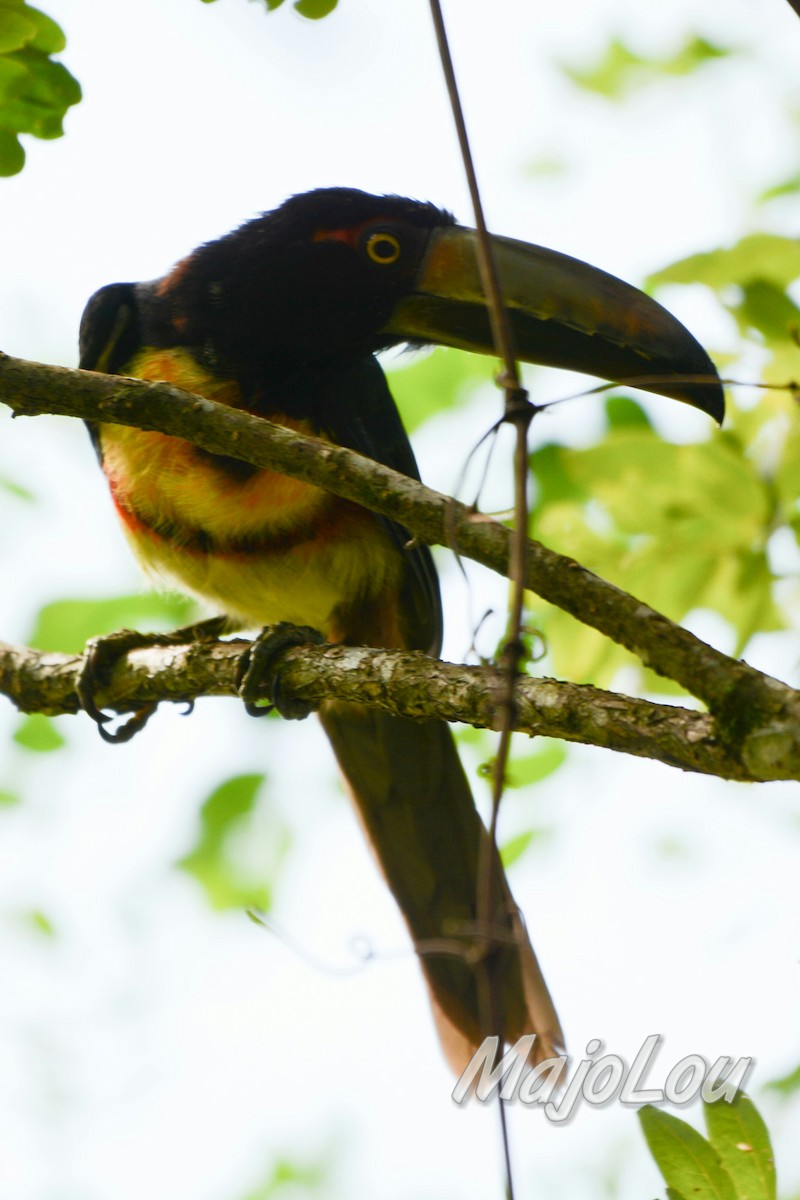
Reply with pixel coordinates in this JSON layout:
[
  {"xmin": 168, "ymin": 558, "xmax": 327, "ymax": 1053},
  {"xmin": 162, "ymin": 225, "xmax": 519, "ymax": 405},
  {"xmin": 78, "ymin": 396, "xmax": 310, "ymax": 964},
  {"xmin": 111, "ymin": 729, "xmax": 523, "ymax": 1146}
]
[{"xmin": 2, "ymin": 1, "xmax": 800, "ymax": 1198}]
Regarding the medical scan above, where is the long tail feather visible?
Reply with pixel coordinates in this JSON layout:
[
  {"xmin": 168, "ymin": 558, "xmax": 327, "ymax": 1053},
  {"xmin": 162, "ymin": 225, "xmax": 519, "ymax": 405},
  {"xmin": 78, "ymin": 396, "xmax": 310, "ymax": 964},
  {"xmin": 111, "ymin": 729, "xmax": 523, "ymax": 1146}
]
[{"xmin": 319, "ymin": 700, "xmax": 563, "ymax": 1073}]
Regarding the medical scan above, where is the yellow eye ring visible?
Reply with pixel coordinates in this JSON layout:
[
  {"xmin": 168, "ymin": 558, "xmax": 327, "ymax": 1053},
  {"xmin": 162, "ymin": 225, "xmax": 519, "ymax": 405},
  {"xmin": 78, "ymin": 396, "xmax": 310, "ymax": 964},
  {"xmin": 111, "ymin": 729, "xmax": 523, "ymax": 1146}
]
[{"xmin": 365, "ymin": 231, "xmax": 402, "ymax": 265}]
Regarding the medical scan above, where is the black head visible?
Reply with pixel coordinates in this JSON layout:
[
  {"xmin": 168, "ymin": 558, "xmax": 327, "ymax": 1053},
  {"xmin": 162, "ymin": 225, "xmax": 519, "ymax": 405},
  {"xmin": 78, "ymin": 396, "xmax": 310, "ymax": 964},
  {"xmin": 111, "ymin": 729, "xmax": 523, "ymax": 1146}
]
[
  {"xmin": 155, "ymin": 187, "xmax": 457, "ymax": 385},
  {"xmin": 145, "ymin": 186, "xmax": 723, "ymax": 422}
]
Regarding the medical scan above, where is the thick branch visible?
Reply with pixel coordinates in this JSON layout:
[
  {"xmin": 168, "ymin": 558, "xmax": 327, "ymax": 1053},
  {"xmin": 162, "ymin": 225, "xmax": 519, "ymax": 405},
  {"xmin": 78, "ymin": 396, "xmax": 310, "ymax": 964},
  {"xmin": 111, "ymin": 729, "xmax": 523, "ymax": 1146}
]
[
  {"xmin": 0, "ymin": 635, "xmax": 772, "ymax": 781},
  {"xmin": 1, "ymin": 352, "xmax": 799, "ymax": 780}
]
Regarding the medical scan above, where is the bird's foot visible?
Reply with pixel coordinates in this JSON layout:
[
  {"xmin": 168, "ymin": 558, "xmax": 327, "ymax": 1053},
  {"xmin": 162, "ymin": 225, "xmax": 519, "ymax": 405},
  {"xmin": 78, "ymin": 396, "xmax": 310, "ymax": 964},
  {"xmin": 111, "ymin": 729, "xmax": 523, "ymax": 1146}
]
[
  {"xmin": 77, "ymin": 615, "xmax": 229, "ymax": 743},
  {"xmin": 236, "ymin": 622, "xmax": 325, "ymax": 721}
]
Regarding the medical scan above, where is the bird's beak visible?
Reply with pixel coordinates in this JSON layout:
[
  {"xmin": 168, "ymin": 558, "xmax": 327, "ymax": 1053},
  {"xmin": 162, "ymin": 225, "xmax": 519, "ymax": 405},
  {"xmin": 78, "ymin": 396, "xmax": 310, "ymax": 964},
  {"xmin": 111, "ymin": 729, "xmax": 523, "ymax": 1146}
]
[{"xmin": 384, "ymin": 226, "xmax": 724, "ymax": 422}]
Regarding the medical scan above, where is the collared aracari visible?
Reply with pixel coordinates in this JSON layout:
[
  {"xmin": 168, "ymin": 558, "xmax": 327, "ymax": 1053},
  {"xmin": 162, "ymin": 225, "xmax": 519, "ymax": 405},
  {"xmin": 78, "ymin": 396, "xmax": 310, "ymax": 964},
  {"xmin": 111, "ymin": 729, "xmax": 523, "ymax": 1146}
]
[{"xmin": 79, "ymin": 187, "xmax": 723, "ymax": 1073}]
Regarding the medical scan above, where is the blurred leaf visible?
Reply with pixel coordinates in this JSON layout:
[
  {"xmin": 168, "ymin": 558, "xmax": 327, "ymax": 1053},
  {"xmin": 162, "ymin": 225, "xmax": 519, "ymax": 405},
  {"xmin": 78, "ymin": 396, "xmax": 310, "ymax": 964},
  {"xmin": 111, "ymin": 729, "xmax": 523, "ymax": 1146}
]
[
  {"xmin": 500, "ymin": 829, "xmax": 552, "ymax": 867},
  {"xmin": 649, "ymin": 234, "xmax": 800, "ymax": 389},
  {"xmin": 604, "ymin": 394, "xmax": 654, "ymax": 430},
  {"xmin": 28, "ymin": 592, "xmax": 198, "ymax": 653},
  {"xmin": 240, "ymin": 1155, "xmax": 329, "ymax": 1200},
  {"xmin": 509, "ymin": 739, "xmax": 567, "ymax": 787},
  {"xmin": 522, "ymin": 153, "xmax": 569, "ymax": 180},
  {"xmin": 649, "ymin": 234, "xmax": 800, "ymax": 293},
  {"xmin": 13, "ymin": 712, "xmax": 66, "ymax": 752},
  {"xmin": 759, "ymin": 173, "xmax": 800, "ymax": 203},
  {"xmin": 765, "ymin": 1062, "xmax": 800, "ymax": 1097},
  {"xmin": 528, "ymin": 425, "xmax": 782, "ymax": 689},
  {"xmin": 178, "ymin": 773, "xmax": 291, "ymax": 912},
  {"xmin": 0, "ymin": 787, "xmax": 20, "ymax": 806},
  {"xmin": 25, "ymin": 909, "xmax": 56, "ymax": 937},
  {"xmin": 387, "ymin": 346, "xmax": 491, "ymax": 432},
  {"xmin": 561, "ymin": 35, "xmax": 731, "ymax": 100},
  {"xmin": 739, "ymin": 280, "xmax": 800, "ymax": 344},
  {"xmin": 639, "ymin": 1106, "xmax": 737, "ymax": 1200},
  {"xmin": 705, "ymin": 1092, "xmax": 776, "ymax": 1200},
  {"xmin": 500, "ymin": 831, "xmax": 535, "ymax": 867},
  {"xmin": 0, "ymin": 474, "xmax": 36, "ymax": 501},
  {"xmin": 652, "ymin": 834, "xmax": 691, "ymax": 862}
]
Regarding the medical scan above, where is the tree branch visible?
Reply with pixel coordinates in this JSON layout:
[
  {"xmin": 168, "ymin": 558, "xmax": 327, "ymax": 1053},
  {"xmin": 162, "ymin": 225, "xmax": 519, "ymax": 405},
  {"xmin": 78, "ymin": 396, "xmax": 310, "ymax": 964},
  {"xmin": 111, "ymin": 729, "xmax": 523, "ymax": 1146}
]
[
  {"xmin": 1, "ymin": 351, "xmax": 799, "ymax": 781},
  {"xmin": 0, "ymin": 635, "xmax": 771, "ymax": 781}
]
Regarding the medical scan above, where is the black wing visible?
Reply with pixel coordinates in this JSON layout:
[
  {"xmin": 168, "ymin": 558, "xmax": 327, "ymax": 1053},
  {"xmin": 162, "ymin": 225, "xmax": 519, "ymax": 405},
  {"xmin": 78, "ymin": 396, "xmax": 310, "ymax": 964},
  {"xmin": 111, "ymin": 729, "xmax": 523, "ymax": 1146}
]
[{"xmin": 312, "ymin": 356, "xmax": 443, "ymax": 656}]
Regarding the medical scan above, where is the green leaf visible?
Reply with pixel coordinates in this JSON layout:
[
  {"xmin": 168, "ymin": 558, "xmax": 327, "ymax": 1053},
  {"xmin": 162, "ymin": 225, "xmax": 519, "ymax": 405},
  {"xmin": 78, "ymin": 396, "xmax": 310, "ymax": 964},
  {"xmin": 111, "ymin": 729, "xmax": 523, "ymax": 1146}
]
[
  {"xmin": 561, "ymin": 35, "xmax": 731, "ymax": 100},
  {"xmin": 13, "ymin": 712, "xmax": 66, "ymax": 752},
  {"xmin": 0, "ymin": 53, "xmax": 27, "ymax": 102},
  {"xmin": 293, "ymin": 0, "xmax": 337, "ymax": 16},
  {"xmin": 26, "ymin": 909, "xmax": 56, "ymax": 937},
  {"xmin": 0, "ymin": 8, "xmax": 80, "ymax": 173},
  {"xmin": 604, "ymin": 393, "xmax": 654, "ymax": 429},
  {"xmin": 241, "ymin": 1154, "xmax": 329, "ymax": 1200},
  {"xmin": 648, "ymin": 234, "xmax": 800, "ymax": 293},
  {"xmin": 387, "ymin": 347, "xmax": 491, "ymax": 432},
  {"xmin": 522, "ymin": 153, "xmax": 569, "ymax": 180},
  {"xmin": 499, "ymin": 830, "xmax": 553, "ymax": 867},
  {"xmin": 739, "ymin": 280, "xmax": 800, "ymax": 344},
  {"xmin": 28, "ymin": 593, "xmax": 198, "ymax": 654},
  {"xmin": 0, "ymin": 50, "xmax": 81, "ymax": 138},
  {"xmin": 704, "ymin": 1093, "xmax": 776, "ymax": 1200},
  {"xmin": 19, "ymin": 5, "xmax": 65, "ymax": 53},
  {"xmin": 0, "ymin": 8, "xmax": 36, "ymax": 53},
  {"xmin": 0, "ymin": 474, "xmax": 36, "ymax": 500},
  {"xmin": 561, "ymin": 37, "xmax": 645, "ymax": 98},
  {"xmin": 528, "ymin": 427, "xmax": 781, "ymax": 688},
  {"xmin": 0, "ymin": 126, "xmax": 22, "ymax": 172},
  {"xmin": 765, "ymin": 1062, "xmax": 800, "ymax": 1097},
  {"xmin": 178, "ymin": 773, "xmax": 291, "ymax": 912},
  {"xmin": 500, "ymin": 831, "xmax": 535, "ymax": 868},
  {"xmin": 508, "ymin": 739, "xmax": 567, "ymax": 787},
  {"xmin": 760, "ymin": 172, "xmax": 800, "ymax": 203},
  {"xmin": 0, "ymin": 787, "xmax": 21, "ymax": 807},
  {"xmin": 639, "ymin": 1106, "xmax": 738, "ymax": 1200}
]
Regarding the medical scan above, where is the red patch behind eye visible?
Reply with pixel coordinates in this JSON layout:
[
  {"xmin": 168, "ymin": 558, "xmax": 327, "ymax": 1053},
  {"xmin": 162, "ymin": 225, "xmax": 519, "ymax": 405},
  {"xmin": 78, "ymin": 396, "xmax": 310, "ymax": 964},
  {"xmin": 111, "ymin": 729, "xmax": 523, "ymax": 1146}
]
[
  {"xmin": 312, "ymin": 220, "xmax": 373, "ymax": 248},
  {"xmin": 155, "ymin": 253, "xmax": 196, "ymax": 297}
]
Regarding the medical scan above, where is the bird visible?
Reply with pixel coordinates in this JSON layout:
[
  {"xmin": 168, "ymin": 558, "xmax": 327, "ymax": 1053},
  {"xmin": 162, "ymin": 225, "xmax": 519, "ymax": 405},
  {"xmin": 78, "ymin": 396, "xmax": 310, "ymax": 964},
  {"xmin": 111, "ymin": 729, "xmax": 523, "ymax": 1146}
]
[{"xmin": 78, "ymin": 186, "xmax": 724, "ymax": 1074}]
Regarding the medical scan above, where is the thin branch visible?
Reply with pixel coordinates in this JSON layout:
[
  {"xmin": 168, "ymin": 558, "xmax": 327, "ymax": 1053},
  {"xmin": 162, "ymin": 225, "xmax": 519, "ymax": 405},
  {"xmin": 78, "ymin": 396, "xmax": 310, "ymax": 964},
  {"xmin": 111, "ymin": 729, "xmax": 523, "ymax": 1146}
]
[
  {"xmin": 427, "ymin": 6, "xmax": 534, "ymax": 1151},
  {"xmin": 1, "ymin": 352, "xmax": 799, "ymax": 782},
  {"xmin": 0, "ymin": 354, "xmax": 782, "ymax": 702},
  {"xmin": 0, "ymin": 636, "xmax": 774, "ymax": 781}
]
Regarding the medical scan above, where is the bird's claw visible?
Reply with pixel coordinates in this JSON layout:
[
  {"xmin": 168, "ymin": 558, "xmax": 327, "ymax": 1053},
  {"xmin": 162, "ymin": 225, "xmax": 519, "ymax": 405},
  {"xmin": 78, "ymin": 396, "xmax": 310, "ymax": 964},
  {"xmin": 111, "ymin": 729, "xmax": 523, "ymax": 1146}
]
[
  {"xmin": 236, "ymin": 622, "xmax": 325, "ymax": 721},
  {"xmin": 77, "ymin": 616, "xmax": 229, "ymax": 743},
  {"xmin": 77, "ymin": 629, "xmax": 161, "ymax": 743}
]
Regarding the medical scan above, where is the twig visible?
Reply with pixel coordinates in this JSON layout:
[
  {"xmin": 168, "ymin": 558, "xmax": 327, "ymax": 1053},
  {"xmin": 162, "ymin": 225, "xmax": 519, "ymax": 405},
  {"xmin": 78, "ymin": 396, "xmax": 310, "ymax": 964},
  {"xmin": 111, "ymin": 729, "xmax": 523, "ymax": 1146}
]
[{"xmin": 427, "ymin": 6, "xmax": 540, "ymax": 1189}]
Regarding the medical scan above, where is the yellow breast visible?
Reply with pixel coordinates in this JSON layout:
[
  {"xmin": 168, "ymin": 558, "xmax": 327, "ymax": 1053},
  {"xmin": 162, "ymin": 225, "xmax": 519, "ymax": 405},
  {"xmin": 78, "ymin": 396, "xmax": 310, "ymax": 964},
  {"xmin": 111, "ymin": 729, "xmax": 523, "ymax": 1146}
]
[{"xmin": 97, "ymin": 347, "xmax": 401, "ymax": 634}]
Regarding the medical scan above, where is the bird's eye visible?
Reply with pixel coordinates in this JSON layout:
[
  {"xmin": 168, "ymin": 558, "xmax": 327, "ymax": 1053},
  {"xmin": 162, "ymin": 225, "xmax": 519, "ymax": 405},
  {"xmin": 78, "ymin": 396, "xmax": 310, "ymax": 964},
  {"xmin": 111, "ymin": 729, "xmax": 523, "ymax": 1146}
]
[{"xmin": 364, "ymin": 231, "xmax": 402, "ymax": 265}]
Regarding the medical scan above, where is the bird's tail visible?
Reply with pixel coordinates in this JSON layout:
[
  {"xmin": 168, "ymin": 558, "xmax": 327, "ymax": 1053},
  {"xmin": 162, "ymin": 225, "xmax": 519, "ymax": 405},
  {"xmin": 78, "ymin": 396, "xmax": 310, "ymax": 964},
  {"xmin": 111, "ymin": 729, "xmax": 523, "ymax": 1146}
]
[{"xmin": 319, "ymin": 701, "xmax": 563, "ymax": 1074}]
